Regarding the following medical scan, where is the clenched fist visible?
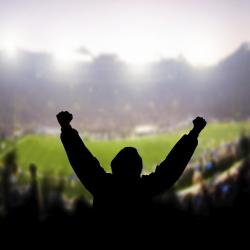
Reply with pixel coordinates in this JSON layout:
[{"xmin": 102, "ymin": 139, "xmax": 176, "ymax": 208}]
[
  {"xmin": 56, "ymin": 111, "xmax": 73, "ymax": 128},
  {"xmin": 192, "ymin": 117, "xmax": 207, "ymax": 132}
]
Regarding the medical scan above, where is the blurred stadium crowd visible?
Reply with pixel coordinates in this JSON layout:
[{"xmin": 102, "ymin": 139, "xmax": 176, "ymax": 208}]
[{"xmin": 0, "ymin": 135, "xmax": 250, "ymax": 229}]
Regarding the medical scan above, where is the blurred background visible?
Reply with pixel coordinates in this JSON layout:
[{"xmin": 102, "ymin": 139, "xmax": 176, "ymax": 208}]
[{"xmin": 1, "ymin": 0, "xmax": 250, "ymax": 226}]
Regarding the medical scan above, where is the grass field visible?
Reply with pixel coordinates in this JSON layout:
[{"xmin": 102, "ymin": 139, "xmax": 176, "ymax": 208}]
[{"xmin": 1, "ymin": 121, "xmax": 250, "ymax": 177}]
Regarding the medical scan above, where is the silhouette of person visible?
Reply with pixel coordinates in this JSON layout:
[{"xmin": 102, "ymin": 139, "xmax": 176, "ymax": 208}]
[{"xmin": 57, "ymin": 111, "xmax": 206, "ymax": 218}]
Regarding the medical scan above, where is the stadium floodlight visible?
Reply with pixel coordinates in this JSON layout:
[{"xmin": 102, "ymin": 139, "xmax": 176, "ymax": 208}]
[{"xmin": 1, "ymin": 40, "xmax": 18, "ymax": 59}]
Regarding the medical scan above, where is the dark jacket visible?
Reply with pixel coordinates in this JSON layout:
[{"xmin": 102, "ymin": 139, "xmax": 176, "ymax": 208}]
[{"xmin": 60, "ymin": 127, "xmax": 198, "ymax": 215}]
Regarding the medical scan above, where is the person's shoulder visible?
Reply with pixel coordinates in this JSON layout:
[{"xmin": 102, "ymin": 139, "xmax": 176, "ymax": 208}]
[
  {"xmin": 140, "ymin": 172, "xmax": 156, "ymax": 183},
  {"xmin": 105, "ymin": 173, "xmax": 113, "ymax": 181},
  {"xmin": 141, "ymin": 173, "xmax": 150, "ymax": 179}
]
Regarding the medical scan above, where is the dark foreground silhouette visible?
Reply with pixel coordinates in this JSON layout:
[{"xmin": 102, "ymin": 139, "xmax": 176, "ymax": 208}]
[
  {"xmin": 57, "ymin": 111, "xmax": 206, "ymax": 220},
  {"xmin": 1, "ymin": 132, "xmax": 250, "ymax": 239}
]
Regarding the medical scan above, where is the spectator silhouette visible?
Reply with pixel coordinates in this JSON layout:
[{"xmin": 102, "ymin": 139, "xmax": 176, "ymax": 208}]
[
  {"xmin": 57, "ymin": 111, "xmax": 206, "ymax": 218},
  {"xmin": 23, "ymin": 164, "xmax": 39, "ymax": 223}
]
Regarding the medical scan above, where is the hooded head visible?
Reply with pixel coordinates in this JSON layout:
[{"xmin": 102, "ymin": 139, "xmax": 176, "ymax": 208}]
[{"xmin": 111, "ymin": 147, "xmax": 143, "ymax": 180}]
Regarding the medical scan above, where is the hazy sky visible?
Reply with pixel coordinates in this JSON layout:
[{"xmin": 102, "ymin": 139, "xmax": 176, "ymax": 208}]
[{"xmin": 1, "ymin": 0, "xmax": 250, "ymax": 65}]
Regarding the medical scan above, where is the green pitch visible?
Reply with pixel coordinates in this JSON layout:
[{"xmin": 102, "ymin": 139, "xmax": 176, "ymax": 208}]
[{"xmin": 1, "ymin": 121, "xmax": 250, "ymax": 177}]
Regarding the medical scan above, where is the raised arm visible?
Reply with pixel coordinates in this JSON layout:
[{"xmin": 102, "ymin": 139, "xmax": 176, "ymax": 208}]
[
  {"xmin": 142, "ymin": 117, "xmax": 207, "ymax": 196},
  {"xmin": 57, "ymin": 111, "xmax": 106, "ymax": 195}
]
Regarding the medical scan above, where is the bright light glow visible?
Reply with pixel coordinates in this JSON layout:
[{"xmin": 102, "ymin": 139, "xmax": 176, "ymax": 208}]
[
  {"xmin": 53, "ymin": 49, "xmax": 78, "ymax": 64},
  {"xmin": 52, "ymin": 47, "xmax": 92, "ymax": 72},
  {"xmin": 52, "ymin": 51, "xmax": 78, "ymax": 72},
  {"xmin": 1, "ymin": 0, "xmax": 250, "ymax": 67},
  {"xmin": 125, "ymin": 61, "xmax": 153, "ymax": 86},
  {"xmin": 127, "ymin": 62, "xmax": 151, "ymax": 76},
  {"xmin": 0, "ymin": 25, "xmax": 232, "ymax": 67},
  {"xmin": 117, "ymin": 45, "xmax": 160, "ymax": 65},
  {"xmin": 4, "ymin": 44, "xmax": 17, "ymax": 58},
  {"xmin": 0, "ymin": 34, "xmax": 221, "ymax": 67},
  {"xmin": 1, "ymin": 35, "xmax": 20, "ymax": 59},
  {"xmin": 182, "ymin": 35, "xmax": 220, "ymax": 66},
  {"xmin": 53, "ymin": 48, "xmax": 90, "ymax": 63},
  {"xmin": 49, "ymin": 36, "xmax": 93, "ymax": 70}
]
